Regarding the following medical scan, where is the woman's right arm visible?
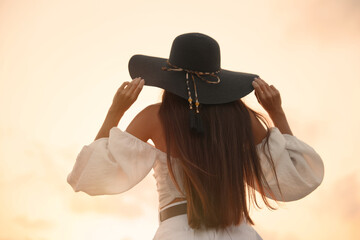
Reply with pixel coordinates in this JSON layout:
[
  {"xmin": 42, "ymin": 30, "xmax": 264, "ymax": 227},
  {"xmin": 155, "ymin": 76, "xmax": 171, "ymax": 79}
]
[{"xmin": 250, "ymin": 77, "xmax": 324, "ymax": 202}]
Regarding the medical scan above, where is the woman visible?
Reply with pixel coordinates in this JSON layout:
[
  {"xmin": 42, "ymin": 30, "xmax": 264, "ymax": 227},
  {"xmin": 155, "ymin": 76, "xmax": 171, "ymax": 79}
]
[{"xmin": 67, "ymin": 33, "xmax": 324, "ymax": 239}]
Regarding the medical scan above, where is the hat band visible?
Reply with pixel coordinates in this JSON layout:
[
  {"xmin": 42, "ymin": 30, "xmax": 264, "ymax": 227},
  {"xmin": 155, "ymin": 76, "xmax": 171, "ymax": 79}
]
[{"xmin": 161, "ymin": 60, "xmax": 221, "ymax": 84}]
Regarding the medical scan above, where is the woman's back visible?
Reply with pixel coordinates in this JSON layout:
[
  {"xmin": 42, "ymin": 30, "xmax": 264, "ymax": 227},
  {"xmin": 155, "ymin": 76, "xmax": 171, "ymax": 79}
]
[{"xmin": 125, "ymin": 99, "xmax": 268, "ymax": 212}]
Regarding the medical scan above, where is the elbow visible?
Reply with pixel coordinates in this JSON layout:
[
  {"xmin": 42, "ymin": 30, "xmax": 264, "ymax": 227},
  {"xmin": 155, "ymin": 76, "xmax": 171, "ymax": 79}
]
[
  {"xmin": 292, "ymin": 155, "xmax": 325, "ymax": 200},
  {"xmin": 67, "ymin": 174, "xmax": 82, "ymax": 193},
  {"xmin": 278, "ymin": 173, "xmax": 325, "ymax": 202},
  {"xmin": 280, "ymin": 153, "xmax": 325, "ymax": 202},
  {"xmin": 66, "ymin": 173, "xmax": 125, "ymax": 196},
  {"xmin": 67, "ymin": 179, "xmax": 101, "ymax": 196},
  {"xmin": 67, "ymin": 174, "xmax": 94, "ymax": 195}
]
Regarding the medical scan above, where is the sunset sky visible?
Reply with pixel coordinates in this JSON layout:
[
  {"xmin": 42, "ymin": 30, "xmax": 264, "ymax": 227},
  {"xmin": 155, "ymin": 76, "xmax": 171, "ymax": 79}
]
[{"xmin": 1, "ymin": 0, "xmax": 359, "ymax": 239}]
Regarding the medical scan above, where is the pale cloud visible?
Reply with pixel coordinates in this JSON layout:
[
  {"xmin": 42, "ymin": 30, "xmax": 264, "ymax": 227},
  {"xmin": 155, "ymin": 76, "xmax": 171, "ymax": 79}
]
[
  {"xmin": 13, "ymin": 215, "xmax": 54, "ymax": 230},
  {"xmin": 333, "ymin": 174, "xmax": 360, "ymax": 221},
  {"xmin": 271, "ymin": 0, "xmax": 360, "ymax": 43},
  {"xmin": 313, "ymin": 172, "xmax": 360, "ymax": 221},
  {"xmin": 308, "ymin": 172, "xmax": 360, "ymax": 239},
  {"xmin": 0, "ymin": 238, "xmax": 35, "ymax": 240}
]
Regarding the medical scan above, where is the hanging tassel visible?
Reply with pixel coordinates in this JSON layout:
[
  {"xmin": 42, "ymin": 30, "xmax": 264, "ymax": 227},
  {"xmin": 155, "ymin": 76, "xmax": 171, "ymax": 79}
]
[
  {"xmin": 189, "ymin": 110, "xmax": 204, "ymax": 134},
  {"xmin": 186, "ymin": 72, "xmax": 204, "ymax": 134},
  {"xmin": 195, "ymin": 112, "xmax": 204, "ymax": 134},
  {"xmin": 189, "ymin": 110, "xmax": 197, "ymax": 131}
]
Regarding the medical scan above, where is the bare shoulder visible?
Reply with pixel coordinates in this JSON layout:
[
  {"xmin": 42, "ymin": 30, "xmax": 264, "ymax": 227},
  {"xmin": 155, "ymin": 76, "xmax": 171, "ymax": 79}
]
[
  {"xmin": 139, "ymin": 103, "xmax": 161, "ymax": 121},
  {"xmin": 125, "ymin": 103, "xmax": 162, "ymax": 142},
  {"xmin": 145, "ymin": 102, "xmax": 161, "ymax": 112}
]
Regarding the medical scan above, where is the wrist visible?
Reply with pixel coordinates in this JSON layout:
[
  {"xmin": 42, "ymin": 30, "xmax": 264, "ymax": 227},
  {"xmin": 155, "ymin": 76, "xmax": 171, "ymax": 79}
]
[
  {"xmin": 268, "ymin": 108, "xmax": 293, "ymax": 135},
  {"xmin": 108, "ymin": 105, "xmax": 126, "ymax": 118},
  {"xmin": 268, "ymin": 107, "xmax": 285, "ymax": 119},
  {"xmin": 105, "ymin": 109, "xmax": 124, "ymax": 124}
]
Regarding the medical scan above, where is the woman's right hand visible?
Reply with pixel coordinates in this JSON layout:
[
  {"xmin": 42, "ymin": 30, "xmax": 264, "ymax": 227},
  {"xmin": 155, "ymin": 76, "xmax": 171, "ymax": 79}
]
[{"xmin": 252, "ymin": 77, "xmax": 283, "ymax": 116}]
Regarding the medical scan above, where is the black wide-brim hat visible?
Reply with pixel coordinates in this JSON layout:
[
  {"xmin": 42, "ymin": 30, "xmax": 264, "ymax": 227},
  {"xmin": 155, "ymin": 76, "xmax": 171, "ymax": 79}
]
[{"xmin": 128, "ymin": 33, "xmax": 258, "ymax": 105}]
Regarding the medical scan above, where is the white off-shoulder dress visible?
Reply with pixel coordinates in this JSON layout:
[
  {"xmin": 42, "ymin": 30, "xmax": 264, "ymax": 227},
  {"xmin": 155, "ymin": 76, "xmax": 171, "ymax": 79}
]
[{"xmin": 67, "ymin": 127, "xmax": 324, "ymax": 240}]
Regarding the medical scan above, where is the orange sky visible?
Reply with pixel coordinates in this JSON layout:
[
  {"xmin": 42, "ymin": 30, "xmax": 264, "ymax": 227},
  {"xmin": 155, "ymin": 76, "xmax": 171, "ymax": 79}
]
[{"xmin": 1, "ymin": 0, "xmax": 360, "ymax": 239}]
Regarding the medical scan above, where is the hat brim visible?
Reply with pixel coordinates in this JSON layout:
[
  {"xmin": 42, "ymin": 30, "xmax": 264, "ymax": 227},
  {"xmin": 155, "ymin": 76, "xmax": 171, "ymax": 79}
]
[{"xmin": 128, "ymin": 54, "xmax": 258, "ymax": 104}]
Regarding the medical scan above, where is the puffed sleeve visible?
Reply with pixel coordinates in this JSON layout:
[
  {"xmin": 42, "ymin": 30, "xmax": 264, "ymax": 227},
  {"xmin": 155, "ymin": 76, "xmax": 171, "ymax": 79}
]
[
  {"xmin": 67, "ymin": 127, "xmax": 158, "ymax": 196},
  {"xmin": 256, "ymin": 127, "xmax": 324, "ymax": 202}
]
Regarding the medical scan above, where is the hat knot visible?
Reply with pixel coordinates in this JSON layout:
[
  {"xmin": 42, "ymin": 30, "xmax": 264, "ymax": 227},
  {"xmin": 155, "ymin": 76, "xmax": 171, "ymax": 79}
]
[{"xmin": 162, "ymin": 60, "xmax": 221, "ymax": 134}]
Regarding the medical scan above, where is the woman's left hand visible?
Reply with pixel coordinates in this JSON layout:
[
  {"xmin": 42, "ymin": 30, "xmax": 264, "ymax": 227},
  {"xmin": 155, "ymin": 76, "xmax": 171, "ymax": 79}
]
[{"xmin": 110, "ymin": 77, "xmax": 145, "ymax": 114}]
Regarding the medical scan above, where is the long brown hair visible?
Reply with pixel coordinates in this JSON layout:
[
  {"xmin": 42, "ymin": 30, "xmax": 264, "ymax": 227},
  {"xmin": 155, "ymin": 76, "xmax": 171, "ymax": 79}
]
[{"xmin": 158, "ymin": 91, "xmax": 280, "ymax": 230}]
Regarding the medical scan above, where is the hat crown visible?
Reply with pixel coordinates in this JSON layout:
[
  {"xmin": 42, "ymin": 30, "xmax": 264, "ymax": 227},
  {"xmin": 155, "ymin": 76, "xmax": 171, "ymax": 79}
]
[{"xmin": 169, "ymin": 33, "xmax": 221, "ymax": 73}]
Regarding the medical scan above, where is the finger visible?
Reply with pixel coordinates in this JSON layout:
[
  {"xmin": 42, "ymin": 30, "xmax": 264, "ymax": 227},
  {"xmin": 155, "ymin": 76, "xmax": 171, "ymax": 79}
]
[
  {"xmin": 252, "ymin": 80, "xmax": 265, "ymax": 96},
  {"xmin": 258, "ymin": 78, "xmax": 269, "ymax": 86},
  {"xmin": 263, "ymin": 86, "xmax": 273, "ymax": 99},
  {"xmin": 252, "ymin": 80, "xmax": 259, "ymax": 91},
  {"xmin": 269, "ymin": 85, "xmax": 281, "ymax": 99},
  {"xmin": 254, "ymin": 77, "xmax": 261, "ymax": 85},
  {"xmin": 254, "ymin": 90, "xmax": 262, "ymax": 104},
  {"xmin": 132, "ymin": 79, "xmax": 145, "ymax": 98},
  {"xmin": 270, "ymin": 85, "xmax": 279, "ymax": 93},
  {"xmin": 252, "ymin": 81, "xmax": 265, "ymax": 104},
  {"xmin": 260, "ymin": 79, "xmax": 278, "ymax": 95},
  {"xmin": 256, "ymin": 78, "xmax": 273, "ymax": 98},
  {"xmin": 254, "ymin": 78, "xmax": 266, "ymax": 91},
  {"xmin": 256, "ymin": 78, "xmax": 269, "ymax": 90},
  {"xmin": 127, "ymin": 78, "xmax": 141, "ymax": 93},
  {"xmin": 252, "ymin": 80, "xmax": 261, "ymax": 91},
  {"xmin": 256, "ymin": 78, "xmax": 272, "ymax": 93},
  {"xmin": 119, "ymin": 81, "xmax": 130, "ymax": 91}
]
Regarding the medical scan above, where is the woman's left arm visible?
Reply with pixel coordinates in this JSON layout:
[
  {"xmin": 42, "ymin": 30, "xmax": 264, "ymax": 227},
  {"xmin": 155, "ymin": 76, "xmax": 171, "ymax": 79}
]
[{"xmin": 95, "ymin": 77, "xmax": 145, "ymax": 140}]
